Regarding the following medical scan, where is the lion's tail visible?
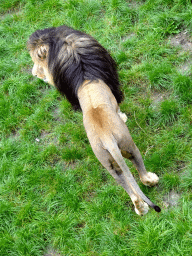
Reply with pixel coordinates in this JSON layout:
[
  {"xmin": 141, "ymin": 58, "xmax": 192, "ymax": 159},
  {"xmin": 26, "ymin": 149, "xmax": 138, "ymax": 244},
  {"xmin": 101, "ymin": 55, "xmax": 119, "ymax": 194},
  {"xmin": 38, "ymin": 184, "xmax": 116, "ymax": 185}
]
[{"xmin": 104, "ymin": 137, "xmax": 161, "ymax": 212}]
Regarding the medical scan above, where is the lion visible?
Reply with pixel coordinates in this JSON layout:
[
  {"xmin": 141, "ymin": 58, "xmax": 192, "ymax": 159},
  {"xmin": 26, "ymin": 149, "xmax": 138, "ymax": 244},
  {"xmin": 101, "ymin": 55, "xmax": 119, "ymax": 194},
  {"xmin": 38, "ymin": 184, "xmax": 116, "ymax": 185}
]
[{"xmin": 27, "ymin": 25, "xmax": 160, "ymax": 215}]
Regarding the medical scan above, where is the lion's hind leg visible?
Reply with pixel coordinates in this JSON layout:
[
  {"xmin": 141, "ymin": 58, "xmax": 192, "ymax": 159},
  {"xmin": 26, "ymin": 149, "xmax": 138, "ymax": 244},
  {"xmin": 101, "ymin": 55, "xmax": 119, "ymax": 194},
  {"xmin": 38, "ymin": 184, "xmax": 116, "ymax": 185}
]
[
  {"xmin": 121, "ymin": 147, "xmax": 159, "ymax": 187},
  {"xmin": 109, "ymin": 160, "xmax": 149, "ymax": 215},
  {"xmin": 96, "ymin": 149, "xmax": 149, "ymax": 215}
]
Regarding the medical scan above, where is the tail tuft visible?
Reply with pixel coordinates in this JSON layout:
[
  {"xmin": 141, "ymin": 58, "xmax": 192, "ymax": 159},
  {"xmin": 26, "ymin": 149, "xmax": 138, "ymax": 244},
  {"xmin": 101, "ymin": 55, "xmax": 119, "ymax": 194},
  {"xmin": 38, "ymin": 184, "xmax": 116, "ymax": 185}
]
[{"xmin": 154, "ymin": 205, "xmax": 161, "ymax": 212}]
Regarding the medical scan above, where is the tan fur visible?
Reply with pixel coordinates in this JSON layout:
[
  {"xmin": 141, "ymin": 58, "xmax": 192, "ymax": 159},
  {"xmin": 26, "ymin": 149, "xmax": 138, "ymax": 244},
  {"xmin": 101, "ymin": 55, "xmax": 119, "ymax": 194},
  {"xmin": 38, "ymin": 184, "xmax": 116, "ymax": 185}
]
[
  {"xmin": 29, "ymin": 45, "xmax": 160, "ymax": 215},
  {"xmin": 29, "ymin": 46, "xmax": 54, "ymax": 85},
  {"xmin": 78, "ymin": 80, "xmax": 159, "ymax": 215}
]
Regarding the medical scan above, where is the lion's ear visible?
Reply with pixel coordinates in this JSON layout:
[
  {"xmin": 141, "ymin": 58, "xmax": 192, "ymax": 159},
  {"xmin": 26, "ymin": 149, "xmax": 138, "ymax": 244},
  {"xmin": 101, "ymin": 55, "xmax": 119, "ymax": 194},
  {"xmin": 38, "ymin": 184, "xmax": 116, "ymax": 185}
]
[{"xmin": 37, "ymin": 45, "xmax": 48, "ymax": 60}]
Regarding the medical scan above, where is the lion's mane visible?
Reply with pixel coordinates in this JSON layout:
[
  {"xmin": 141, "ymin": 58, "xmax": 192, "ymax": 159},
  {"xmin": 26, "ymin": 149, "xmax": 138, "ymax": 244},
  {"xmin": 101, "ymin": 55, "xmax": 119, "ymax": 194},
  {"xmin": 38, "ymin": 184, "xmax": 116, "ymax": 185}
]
[{"xmin": 27, "ymin": 25, "xmax": 123, "ymax": 109}]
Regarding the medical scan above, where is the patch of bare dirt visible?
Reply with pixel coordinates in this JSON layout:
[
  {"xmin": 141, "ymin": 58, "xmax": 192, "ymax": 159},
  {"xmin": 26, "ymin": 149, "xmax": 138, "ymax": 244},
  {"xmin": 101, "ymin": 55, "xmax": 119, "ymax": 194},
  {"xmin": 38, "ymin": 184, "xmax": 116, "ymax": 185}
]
[
  {"xmin": 150, "ymin": 92, "xmax": 169, "ymax": 109},
  {"xmin": 44, "ymin": 249, "xmax": 62, "ymax": 256},
  {"xmin": 121, "ymin": 33, "xmax": 136, "ymax": 42},
  {"xmin": 126, "ymin": 0, "xmax": 143, "ymax": 9},
  {"xmin": 170, "ymin": 30, "xmax": 192, "ymax": 75},
  {"xmin": 163, "ymin": 190, "xmax": 181, "ymax": 208},
  {"xmin": 52, "ymin": 107, "xmax": 63, "ymax": 122},
  {"xmin": 170, "ymin": 30, "xmax": 192, "ymax": 52},
  {"xmin": 178, "ymin": 60, "xmax": 192, "ymax": 75},
  {"xmin": 1, "ymin": 7, "xmax": 22, "ymax": 19}
]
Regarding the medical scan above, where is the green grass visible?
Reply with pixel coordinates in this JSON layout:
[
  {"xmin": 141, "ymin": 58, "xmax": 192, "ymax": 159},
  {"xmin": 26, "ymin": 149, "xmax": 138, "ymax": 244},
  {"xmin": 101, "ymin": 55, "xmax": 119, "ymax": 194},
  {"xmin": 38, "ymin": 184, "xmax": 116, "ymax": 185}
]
[{"xmin": 0, "ymin": 0, "xmax": 192, "ymax": 255}]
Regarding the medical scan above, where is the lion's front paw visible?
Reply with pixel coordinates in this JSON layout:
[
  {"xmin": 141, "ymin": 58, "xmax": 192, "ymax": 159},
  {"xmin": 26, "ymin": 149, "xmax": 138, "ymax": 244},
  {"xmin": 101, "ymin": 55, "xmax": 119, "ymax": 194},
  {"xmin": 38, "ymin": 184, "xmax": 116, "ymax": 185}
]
[
  {"xmin": 132, "ymin": 196, "xmax": 149, "ymax": 216},
  {"xmin": 141, "ymin": 172, "xmax": 159, "ymax": 187}
]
